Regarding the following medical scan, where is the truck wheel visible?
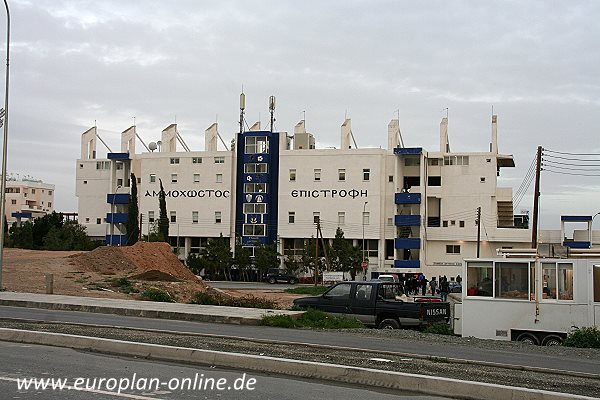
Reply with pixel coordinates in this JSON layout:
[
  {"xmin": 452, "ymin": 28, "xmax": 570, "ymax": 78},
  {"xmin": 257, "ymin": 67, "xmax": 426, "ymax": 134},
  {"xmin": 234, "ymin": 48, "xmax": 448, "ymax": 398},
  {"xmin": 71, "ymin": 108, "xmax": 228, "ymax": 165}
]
[
  {"xmin": 542, "ymin": 335, "xmax": 563, "ymax": 346},
  {"xmin": 378, "ymin": 319, "xmax": 400, "ymax": 329},
  {"xmin": 289, "ymin": 278, "xmax": 297, "ymax": 285},
  {"xmin": 516, "ymin": 332, "xmax": 539, "ymax": 345},
  {"xmin": 268, "ymin": 277, "xmax": 276, "ymax": 284}
]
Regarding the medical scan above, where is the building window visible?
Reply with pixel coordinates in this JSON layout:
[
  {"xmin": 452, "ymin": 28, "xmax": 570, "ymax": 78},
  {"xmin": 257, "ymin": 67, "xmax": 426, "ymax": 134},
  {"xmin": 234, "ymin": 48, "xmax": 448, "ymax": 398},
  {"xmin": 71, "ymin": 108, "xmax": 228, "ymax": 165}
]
[
  {"xmin": 338, "ymin": 169, "xmax": 346, "ymax": 181},
  {"xmin": 215, "ymin": 211, "xmax": 222, "ymax": 224},
  {"xmin": 338, "ymin": 212, "xmax": 345, "ymax": 225},
  {"xmin": 404, "ymin": 176, "xmax": 420, "ymax": 187},
  {"xmin": 444, "ymin": 155, "xmax": 469, "ymax": 166},
  {"xmin": 387, "ymin": 218, "xmax": 393, "ymax": 226},
  {"xmin": 10, "ymin": 199, "xmax": 15, "ymax": 205},
  {"xmin": 388, "ymin": 176, "xmax": 393, "ymax": 183},
  {"xmin": 193, "ymin": 174, "xmax": 200, "ymax": 183},
  {"xmin": 80, "ymin": 164, "xmax": 84, "ymax": 169},
  {"xmin": 171, "ymin": 174, "xmax": 178, "ymax": 183},
  {"xmin": 443, "ymin": 220, "xmax": 448, "ymax": 227},
  {"xmin": 363, "ymin": 168, "xmax": 370, "ymax": 181},
  {"xmin": 244, "ymin": 163, "xmax": 268, "ymax": 174},
  {"xmin": 480, "ymin": 177, "xmax": 486, "ymax": 183},
  {"xmin": 460, "ymin": 220, "xmax": 465, "ymax": 228},
  {"xmin": 170, "ymin": 157, "xmax": 180, "ymax": 164},
  {"xmin": 148, "ymin": 211, "xmax": 155, "ymax": 223},
  {"xmin": 451, "ymin": 220, "xmax": 456, "ymax": 226},
  {"xmin": 289, "ymin": 211, "xmax": 295, "ymax": 224},
  {"xmin": 170, "ymin": 211, "xmax": 176, "ymax": 223},
  {"xmin": 404, "ymin": 157, "xmax": 420, "ymax": 166},
  {"xmin": 192, "ymin": 157, "xmax": 202, "ymax": 164},
  {"xmin": 192, "ymin": 211, "xmax": 198, "ymax": 224},
  {"xmin": 214, "ymin": 157, "xmax": 225, "ymax": 164},
  {"xmin": 243, "ymin": 224, "xmax": 266, "ymax": 236},
  {"xmin": 48, "ymin": 202, "xmax": 52, "ymax": 208},
  {"xmin": 428, "ymin": 158, "xmax": 440, "ymax": 166},
  {"xmin": 313, "ymin": 212, "xmax": 320, "ymax": 224},
  {"xmin": 363, "ymin": 211, "xmax": 370, "ymax": 225},
  {"xmin": 289, "ymin": 169, "xmax": 296, "ymax": 181},
  {"xmin": 244, "ymin": 183, "xmax": 267, "ymax": 193},
  {"xmin": 428, "ymin": 176, "xmax": 441, "ymax": 186},
  {"xmin": 149, "ymin": 174, "xmax": 156, "ymax": 183},
  {"xmin": 216, "ymin": 174, "xmax": 223, "ymax": 183},
  {"xmin": 116, "ymin": 163, "xmax": 123, "ymax": 170},
  {"xmin": 244, "ymin": 203, "xmax": 266, "ymax": 214},
  {"xmin": 85, "ymin": 218, "xmax": 90, "ymax": 223},
  {"xmin": 117, "ymin": 178, "xmax": 123, "ymax": 186},
  {"xmin": 446, "ymin": 245, "xmax": 460, "ymax": 254},
  {"xmin": 314, "ymin": 169, "xmax": 321, "ymax": 181},
  {"xmin": 245, "ymin": 136, "xmax": 269, "ymax": 154},
  {"xmin": 48, "ymin": 190, "xmax": 53, "ymax": 195},
  {"xmin": 96, "ymin": 218, "xmax": 101, "ymax": 224}
]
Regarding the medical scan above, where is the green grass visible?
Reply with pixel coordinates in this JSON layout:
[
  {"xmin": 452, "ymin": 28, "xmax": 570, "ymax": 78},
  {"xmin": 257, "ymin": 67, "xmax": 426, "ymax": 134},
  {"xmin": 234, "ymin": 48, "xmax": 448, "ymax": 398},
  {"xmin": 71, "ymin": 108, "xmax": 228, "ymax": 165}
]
[
  {"xmin": 140, "ymin": 287, "xmax": 176, "ymax": 303},
  {"xmin": 261, "ymin": 308, "xmax": 364, "ymax": 329},
  {"xmin": 189, "ymin": 291, "xmax": 278, "ymax": 309},
  {"xmin": 285, "ymin": 286, "xmax": 329, "ymax": 295},
  {"xmin": 111, "ymin": 277, "xmax": 139, "ymax": 294}
]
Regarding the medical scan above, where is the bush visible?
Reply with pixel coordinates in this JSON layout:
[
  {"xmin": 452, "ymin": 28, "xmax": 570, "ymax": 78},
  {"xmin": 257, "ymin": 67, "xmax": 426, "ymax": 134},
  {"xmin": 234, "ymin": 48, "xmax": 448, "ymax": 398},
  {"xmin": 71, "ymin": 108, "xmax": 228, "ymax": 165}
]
[
  {"xmin": 285, "ymin": 286, "xmax": 329, "ymax": 295},
  {"xmin": 261, "ymin": 308, "xmax": 364, "ymax": 329},
  {"xmin": 111, "ymin": 277, "xmax": 138, "ymax": 294},
  {"xmin": 423, "ymin": 322, "xmax": 454, "ymax": 335},
  {"xmin": 564, "ymin": 326, "xmax": 600, "ymax": 348},
  {"xmin": 189, "ymin": 291, "xmax": 278, "ymax": 309},
  {"xmin": 140, "ymin": 287, "xmax": 176, "ymax": 303}
]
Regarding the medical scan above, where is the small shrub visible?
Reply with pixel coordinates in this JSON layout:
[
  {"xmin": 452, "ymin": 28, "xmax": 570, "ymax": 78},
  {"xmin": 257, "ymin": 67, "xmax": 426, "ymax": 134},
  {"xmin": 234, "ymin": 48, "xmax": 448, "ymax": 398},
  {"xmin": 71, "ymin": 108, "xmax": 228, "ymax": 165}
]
[
  {"xmin": 423, "ymin": 322, "xmax": 454, "ymax": 335},
  {"xmin": 564, "ymin": 326, "xmax": 600, "ymax": 348},
  {"xmin": 189, "ymin": 291, "xmax": 277, "ymax": 309},
  {"xmin": 140, "ymin": 287, "xmax": 176, "ymax": 303},
  {"xmin": 261, "ymin": 308, "xmax": 364, "ymax": 329},
  {"xmin": 285, "ymin": 286, "xmax": 329, "ymax": 295},
  {"xmin": 111, "ymin": 277, "xmax": 138, "ymax": 294},
  {"xmin": 261, "ymin": 314, "xmax": 297, "ymax": 328}
]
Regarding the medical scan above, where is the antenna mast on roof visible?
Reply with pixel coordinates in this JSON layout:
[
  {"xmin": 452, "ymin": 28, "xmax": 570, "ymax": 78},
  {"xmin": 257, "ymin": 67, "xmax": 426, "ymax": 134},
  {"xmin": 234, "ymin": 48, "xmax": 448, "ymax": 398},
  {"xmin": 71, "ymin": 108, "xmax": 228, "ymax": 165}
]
[
  {"xmin": 269, "ymin": 95, "xmax": 276, "ymax": 132},
  {"xmin": 239, "ymin": 89, "xmax": 246, "ymax": 135}
]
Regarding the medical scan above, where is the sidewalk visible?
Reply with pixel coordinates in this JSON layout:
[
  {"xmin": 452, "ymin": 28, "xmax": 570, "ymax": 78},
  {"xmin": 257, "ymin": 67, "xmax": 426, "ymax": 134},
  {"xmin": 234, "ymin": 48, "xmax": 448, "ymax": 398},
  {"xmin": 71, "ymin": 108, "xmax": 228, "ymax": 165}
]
[{"xmin": 0, "ymin": 292, "xmax": 302, "ymax": 325}]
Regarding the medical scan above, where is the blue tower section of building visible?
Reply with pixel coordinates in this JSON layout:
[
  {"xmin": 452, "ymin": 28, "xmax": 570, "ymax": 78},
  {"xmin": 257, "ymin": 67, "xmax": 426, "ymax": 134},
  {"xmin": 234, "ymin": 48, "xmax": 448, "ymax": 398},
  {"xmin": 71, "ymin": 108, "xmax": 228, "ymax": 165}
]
[{"xmin": 235, "ymin": 131, "xmax": 280, "ymax": 248}]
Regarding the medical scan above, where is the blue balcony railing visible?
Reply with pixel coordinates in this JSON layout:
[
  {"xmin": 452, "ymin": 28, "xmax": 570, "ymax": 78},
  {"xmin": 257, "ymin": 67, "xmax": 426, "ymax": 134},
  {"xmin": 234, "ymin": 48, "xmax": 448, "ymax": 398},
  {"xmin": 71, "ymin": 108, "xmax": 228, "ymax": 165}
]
[
  {"xmin": 394, "ymin": 238, "xmax": 421, "ymax": 249},
  {"xmin": 395, "ymin": 192, "xmax": 421, "ymax": 204},
  {"xmin": 106, "ymin": 213, "xmax": 129, "ymax": 224},
  {"xmin": 395, "ymin": 215, "xmax": 421, "ymax": 226},
  {"xmin": 107, "ymin": 193, "xmax": 130, "ymax": 204},
  {"xmin": 393, "ymin": 260, "xmax": 421, "ymax": 269}
]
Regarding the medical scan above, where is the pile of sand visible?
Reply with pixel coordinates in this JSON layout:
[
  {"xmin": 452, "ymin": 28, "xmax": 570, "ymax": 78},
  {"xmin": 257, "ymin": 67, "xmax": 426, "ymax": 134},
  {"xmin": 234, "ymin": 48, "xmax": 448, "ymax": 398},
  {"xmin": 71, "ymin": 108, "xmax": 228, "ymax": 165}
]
[{"xmin": 69, "ymin": 241, "xmax": 202, "ymax": 284}]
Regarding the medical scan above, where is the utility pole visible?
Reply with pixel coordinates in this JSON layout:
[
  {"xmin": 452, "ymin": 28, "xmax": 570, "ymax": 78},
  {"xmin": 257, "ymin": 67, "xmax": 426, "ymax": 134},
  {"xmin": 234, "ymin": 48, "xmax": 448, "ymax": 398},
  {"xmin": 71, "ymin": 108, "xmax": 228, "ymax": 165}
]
[
  {"xmin": 531, "ymin": 146, "xmax": 542, "ymax": 248},
  {"xmin": 317, "ymin": 222, "xmax": 330, "ymax": 272},
  {"xmin": 476, "ymin": 207, "xmax": 481, "ymax": 258}
]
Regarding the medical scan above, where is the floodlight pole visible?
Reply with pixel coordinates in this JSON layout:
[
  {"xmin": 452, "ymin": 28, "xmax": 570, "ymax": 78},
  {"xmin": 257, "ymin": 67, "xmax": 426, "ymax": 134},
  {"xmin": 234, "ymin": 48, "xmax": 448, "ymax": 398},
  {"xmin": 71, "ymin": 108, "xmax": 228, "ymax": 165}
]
[{"xmin": 0, "ymin": 0, "xmax": 11, "ymax": 290}]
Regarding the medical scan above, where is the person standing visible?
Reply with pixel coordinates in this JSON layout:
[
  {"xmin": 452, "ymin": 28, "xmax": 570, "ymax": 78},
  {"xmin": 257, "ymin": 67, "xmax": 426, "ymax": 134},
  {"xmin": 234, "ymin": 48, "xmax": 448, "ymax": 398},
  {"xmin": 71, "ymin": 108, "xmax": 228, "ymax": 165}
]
[
  {"xmin": 429, "ymin": 277, "xmax": 438, "ymax": 296},
  {"xmin": 440, "ymin": 278, "xmax": 449, "ymax": 302},
  {"xmin": 420, "ymin": 276, "xmax": 428, "ymax": 296}
]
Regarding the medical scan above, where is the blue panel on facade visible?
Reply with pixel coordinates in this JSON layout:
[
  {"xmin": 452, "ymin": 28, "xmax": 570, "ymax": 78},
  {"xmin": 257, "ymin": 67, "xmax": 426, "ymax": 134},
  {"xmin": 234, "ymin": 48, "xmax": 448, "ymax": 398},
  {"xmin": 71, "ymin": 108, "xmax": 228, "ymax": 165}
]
[
  {"xmin": 106, "ymin": 213, "xmax": 128, "ymax": 224},
  {"xmin": 393, "ymin": 260, "xmax": 421, "ymax": 269},
  {"xmin": 395, "ymin": 192, "xmax": 421, "ymax": 204},
  {"xmin": 107, "ymin": 152, "xmax": 130, "ymax": 160},
  {"xmin": 11, "ymin": 212, "xmax": 32, "ymax": 218},
  {"xmin": 394, "ymin": 238, "xmax": 421, "ymax": 249},
  {"xmin": 106, "ymin": 193, "xmax": 130, "ymax": 204},
  {"xmin": 104, "ymin": 235, "xmax": 129, "ymax": 245},
  {"xmin": 561, "ymin": 215, "xmax": 592, "ymax": 222},
  {"xmin": 394, "ymin": 147, "xmax": 422, "ymax": 155},
  {"xmin": 563, "ymin": 241, "xmax": 591, "ymax": 249},
  {"xmin": 395, "ymin": 215, "xmax": 421, "ymax": 226}
]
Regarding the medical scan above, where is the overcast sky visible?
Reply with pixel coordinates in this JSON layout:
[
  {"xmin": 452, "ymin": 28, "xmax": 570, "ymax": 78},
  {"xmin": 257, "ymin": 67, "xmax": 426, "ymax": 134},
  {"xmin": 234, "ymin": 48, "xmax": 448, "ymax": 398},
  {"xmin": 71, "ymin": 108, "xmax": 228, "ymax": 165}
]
[{"xmin": 1, "ymin": 0, "xmax": 599, "ymax": 229}]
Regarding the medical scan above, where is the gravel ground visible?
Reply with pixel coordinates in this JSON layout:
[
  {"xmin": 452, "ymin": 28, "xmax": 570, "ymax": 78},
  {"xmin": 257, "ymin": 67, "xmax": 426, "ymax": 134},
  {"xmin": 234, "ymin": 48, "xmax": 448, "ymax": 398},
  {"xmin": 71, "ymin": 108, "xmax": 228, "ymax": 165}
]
[{"xmin": 1, "ymin": 321, "xmax": 599, "ymax": 398}]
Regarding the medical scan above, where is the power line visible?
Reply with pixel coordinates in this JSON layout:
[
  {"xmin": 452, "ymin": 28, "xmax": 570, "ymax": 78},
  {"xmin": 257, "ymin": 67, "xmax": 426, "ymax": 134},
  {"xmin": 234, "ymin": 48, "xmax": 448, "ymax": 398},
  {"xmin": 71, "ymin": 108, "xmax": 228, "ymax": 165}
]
[
  {"xmin": 543, "ymin": 149, "xmax": 600, "ymax": 156},
  {"xmin": 542, "ymin": 167, "xmax": 600, "ymax": 177}
]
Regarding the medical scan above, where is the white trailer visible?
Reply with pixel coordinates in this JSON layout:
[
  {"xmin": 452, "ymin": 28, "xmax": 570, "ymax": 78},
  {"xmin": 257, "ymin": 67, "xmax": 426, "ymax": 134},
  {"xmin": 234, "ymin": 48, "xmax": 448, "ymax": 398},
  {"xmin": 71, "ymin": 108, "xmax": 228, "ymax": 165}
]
[{"xmin": 456, "ymin": 257, "xmax": 600, "ymax": 345}]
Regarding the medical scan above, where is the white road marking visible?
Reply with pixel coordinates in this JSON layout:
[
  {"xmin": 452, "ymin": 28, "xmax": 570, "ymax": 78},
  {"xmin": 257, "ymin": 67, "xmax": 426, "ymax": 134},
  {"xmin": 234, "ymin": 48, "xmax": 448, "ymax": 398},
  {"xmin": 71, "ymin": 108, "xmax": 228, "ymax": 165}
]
[{"xmin": 0, "ymin": 376, "xmax": 165, "ymax": 400}]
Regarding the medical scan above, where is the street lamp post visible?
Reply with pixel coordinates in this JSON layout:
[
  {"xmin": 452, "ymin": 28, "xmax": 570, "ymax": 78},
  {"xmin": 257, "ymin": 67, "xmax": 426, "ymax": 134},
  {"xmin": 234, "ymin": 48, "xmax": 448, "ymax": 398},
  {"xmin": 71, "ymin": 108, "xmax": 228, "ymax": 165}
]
[
  {"xmin": 0, "ymin": 0, "xmax": 10, "ymax": 290},
  {"xmin": 362, "ymin": 201, "xmax": 368, "ymax": 280},
  {"xmin": 592, "ymin": 212, "xmax": 600, "ymax": 246}
]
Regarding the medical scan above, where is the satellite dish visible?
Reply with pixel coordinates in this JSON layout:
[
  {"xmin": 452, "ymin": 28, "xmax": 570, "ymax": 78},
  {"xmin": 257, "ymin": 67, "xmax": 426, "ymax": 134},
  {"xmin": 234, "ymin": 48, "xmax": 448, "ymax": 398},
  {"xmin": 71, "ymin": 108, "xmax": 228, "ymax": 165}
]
[{"xmin": 148, "ymin": 142, "xmax": 157, "ymax": 152}]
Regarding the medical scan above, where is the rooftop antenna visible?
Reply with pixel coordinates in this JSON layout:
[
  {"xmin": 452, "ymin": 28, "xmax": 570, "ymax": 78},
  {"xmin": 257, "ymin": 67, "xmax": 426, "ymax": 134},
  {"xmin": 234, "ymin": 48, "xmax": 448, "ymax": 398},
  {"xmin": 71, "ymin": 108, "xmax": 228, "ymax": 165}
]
[
  {"xmin": 239, "ymin": 89, "xmax": 246, "ymax": 135},
  {"xmin": 269, "ymin": 95, "xmax": 276, "ymax": 132},
  {"xmin": 442, "ymin": 107, "xmax": 449, "ymax": 119}
]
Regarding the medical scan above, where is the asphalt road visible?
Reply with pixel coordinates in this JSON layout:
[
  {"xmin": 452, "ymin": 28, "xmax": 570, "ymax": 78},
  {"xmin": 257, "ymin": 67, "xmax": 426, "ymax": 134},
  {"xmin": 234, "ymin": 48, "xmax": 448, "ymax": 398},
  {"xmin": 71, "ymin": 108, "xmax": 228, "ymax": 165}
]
[
  {"xmin": 0, "ymin": 341, "xmax": 450, "ymax": 400},
  {"xmin": 1, "ymin": 305, "xmax": 598, "ymax": 376}
]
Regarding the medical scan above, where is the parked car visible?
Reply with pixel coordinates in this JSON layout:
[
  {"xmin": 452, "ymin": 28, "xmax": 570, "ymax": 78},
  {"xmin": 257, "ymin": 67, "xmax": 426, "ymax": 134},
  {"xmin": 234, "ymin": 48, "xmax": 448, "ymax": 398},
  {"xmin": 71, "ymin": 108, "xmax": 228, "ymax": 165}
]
[
  {"xmin": 293, "ymin": 281, "xmax": 450, "ymax": 329},
  {"xmin": 448, "ymin": 281, "xmax": 462, "ymax": 293},
  {"xmin": 264, "ymin": 268, "xmax": 298, "ymax": 284},
  {"xmin": 375, "ymin": 274, "xmax": 398, "ymax": 283}
]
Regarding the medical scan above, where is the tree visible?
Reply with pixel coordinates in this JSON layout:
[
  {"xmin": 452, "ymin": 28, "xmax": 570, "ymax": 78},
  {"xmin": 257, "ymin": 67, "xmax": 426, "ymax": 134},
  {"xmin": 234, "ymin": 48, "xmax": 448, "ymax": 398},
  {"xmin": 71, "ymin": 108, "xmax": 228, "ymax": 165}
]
[
  {"xmin": 158, "ymin": 179, "xmax": 169, "ymax": 242},
  {"xmin": 233, "ymin": 244, "xmax": 252, "ymax": 281},
  {"xmin": 254, "ymin": 242, "xmax": 280, "ymax": 280},
  {"xmin": 329, "ymin": 227, "xmax": 363, "ymax": 280},
  {"xmin": 43, "ymin": 221, "xmax": 94, "ymax": 251},
  {"xmin": 7, "ymin": 221, "xmax": 34, "ymax": 249},
  {"xmin": 32, "ymin": 212, "xmax": 63, "ymax": 248},
  {"xmin": 126, "ymin": 173, "xmax": 139, "ymax": 245},
  {"xmin": 199, "ymin": 234, "xmax": 232, "ymax": 280}
]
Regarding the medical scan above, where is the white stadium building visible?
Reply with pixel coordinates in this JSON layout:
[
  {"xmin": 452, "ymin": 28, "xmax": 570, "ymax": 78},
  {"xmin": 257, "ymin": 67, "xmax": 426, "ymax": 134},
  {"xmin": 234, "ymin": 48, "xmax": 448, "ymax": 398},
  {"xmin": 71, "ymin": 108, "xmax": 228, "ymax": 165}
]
[{"xmin": 76, "ymin": 110, "xmax": 537, "ymax": 279}]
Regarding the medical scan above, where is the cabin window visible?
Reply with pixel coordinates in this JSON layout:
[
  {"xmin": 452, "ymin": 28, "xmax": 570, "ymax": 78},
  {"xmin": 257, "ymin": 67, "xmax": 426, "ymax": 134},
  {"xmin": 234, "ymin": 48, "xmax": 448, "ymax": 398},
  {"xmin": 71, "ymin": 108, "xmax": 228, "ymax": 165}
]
[
  {"xmin": 324, "ymin": 283, "xmax": 351, "ymax": 299},
  {"xmin": 495, "ymin": 262, "xmax": 529, "ymax": 299},
  {"xmin": 594, "ymin": 265, "xmax": 600, "ymax": 302},
  {"xmin": 466, "ymin": 261, "xmax": 493, "ymax": 297},
  {"xmin": 542, "ymin": 262, "xmax": 573, "ymax": 301}
]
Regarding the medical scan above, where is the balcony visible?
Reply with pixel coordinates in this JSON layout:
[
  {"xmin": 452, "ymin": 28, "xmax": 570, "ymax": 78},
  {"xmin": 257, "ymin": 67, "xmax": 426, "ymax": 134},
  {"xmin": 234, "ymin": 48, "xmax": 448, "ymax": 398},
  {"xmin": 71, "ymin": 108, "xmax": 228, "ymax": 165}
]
[
  {"xmin": 394, "ymin": 238, "xmax": 420, "ymax": 249},
  {"xmin": 395, "ymin": 192, "xmax": 421, "ymax": 204},
  {"xmin": 106, "ymin": 212, "xmax": 128, "ymax": 224},
  {"xmin": 393, "ymin": 260, "xmax": 420, "ymax": 269},
  {"xmin": 11, "ymin": 212, "xmax": 32, "ymax": 219},
  {"xmin": 395, "ymin": 215, "xmax": 420, "ymax": 227},
  {"xmin": 104, "ymin": 234, "xmax": 129, "ymax": 245},
  {"xmin": 394, "ymin": 147, "xmax": 422, "ymax": 155},
  {"xmin": 563, "ymin": 241, "xmax": 591, "ymax": 249},
  {"xmin": 106, "ymin": 193, "xmax": 130, "ymax": 204}
]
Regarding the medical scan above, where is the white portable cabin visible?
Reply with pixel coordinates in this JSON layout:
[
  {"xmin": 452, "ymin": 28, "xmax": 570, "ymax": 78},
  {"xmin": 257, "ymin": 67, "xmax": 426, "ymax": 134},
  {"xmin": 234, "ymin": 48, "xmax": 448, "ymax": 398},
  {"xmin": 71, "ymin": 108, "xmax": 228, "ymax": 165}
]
[{"xmin": 458, "ymin": 256, "xmax": 600, "ymax": 345}]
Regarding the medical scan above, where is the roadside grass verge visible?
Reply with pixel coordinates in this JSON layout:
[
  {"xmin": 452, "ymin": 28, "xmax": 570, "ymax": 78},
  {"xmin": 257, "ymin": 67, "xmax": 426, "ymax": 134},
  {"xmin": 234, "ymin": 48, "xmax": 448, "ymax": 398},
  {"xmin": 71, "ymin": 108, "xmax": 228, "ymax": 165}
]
[
  {"xmin": 140, "ymin": 287, "xmax": 176, "ymax": 303},
  {"xmin": 262, "ymin": 308, "xmax": 364, "ymax": 329},
  {"xmin": 189, "ymin": 291, "xmax": 278, "ymax": 309},
  {"xmin": 285, "ymin": 286, "xmax": 329, "ymax": 295},
  {"xmin": 423, "ymin": 322, "xmax": 454, "ymax": 335}
]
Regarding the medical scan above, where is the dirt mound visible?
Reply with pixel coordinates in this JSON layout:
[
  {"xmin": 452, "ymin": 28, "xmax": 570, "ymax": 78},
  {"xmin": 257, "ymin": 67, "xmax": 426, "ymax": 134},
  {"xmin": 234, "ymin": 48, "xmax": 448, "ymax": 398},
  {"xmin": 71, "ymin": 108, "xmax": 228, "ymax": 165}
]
[{"xmin": 70, "ymin": 242, "xmax": 202, "ymax": 284}]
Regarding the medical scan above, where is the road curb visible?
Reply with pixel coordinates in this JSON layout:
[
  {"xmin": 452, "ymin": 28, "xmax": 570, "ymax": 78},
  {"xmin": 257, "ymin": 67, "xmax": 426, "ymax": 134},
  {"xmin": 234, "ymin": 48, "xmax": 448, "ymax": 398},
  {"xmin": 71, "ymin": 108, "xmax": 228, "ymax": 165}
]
[{"xmin": 0, "ymin": 328, "xmax": 593, "ymax": 400}]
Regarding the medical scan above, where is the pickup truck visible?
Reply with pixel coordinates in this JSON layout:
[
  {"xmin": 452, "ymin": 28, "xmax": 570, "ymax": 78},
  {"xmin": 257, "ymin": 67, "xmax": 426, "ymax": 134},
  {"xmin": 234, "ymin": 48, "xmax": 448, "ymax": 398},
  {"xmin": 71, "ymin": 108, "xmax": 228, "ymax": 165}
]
[{"xmin": 293, "ymin": 281, "xmax": 450, "ymax": 329}]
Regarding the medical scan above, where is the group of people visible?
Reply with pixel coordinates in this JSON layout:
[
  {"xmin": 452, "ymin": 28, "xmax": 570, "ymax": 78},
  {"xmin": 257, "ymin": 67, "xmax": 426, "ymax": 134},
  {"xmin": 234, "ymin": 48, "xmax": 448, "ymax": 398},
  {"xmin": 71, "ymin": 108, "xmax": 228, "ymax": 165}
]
[{"xmin": 396, "ymin": 273, "xmax": 462, "ymax": 302}]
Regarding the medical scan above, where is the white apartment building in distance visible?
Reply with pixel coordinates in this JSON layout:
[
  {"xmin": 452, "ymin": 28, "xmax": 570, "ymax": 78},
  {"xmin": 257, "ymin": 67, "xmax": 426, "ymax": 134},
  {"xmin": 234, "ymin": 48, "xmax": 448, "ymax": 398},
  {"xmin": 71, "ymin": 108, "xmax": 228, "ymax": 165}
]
[
  {"xmin": 76, "ymin": 110, "xmax": 533, "ymax": 279},
  {"xmin": 4, "ymin": 176, "xmax": 55, "ymax": 225}
]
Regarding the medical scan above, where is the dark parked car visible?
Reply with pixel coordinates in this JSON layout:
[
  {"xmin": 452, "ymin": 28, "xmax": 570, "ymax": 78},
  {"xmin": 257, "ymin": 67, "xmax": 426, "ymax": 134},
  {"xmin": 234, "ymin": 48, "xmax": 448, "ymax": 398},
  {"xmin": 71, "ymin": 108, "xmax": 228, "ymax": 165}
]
[
  {"xmin": 293, "ymin": 281, "xmax": 450, "ymax": 329},
  {"xmin": 448, "ymin": 281, "xmax": 462, "ymax": 293},
  {"xmin": 264, "ymin": 268, "xmax": 297, "ymax": 284}
]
